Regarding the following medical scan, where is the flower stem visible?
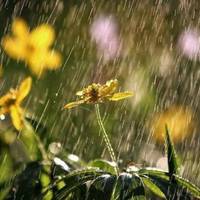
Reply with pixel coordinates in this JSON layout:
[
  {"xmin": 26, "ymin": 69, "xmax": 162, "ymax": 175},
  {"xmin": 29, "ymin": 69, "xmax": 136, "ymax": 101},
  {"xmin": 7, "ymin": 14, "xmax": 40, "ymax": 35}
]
[{"xmin": 95, "ymin": 104, "xmax": 119, "ymax": 175}]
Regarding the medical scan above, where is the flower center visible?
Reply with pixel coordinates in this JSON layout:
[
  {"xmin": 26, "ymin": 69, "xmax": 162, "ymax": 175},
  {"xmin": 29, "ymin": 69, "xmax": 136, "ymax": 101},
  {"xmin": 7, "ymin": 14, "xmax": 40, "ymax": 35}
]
[
  {"xmin": 4, "ymin": 90, "xmax": 17, "ymax": 107},
  {"xmin": 5, "ymin": 97, "xmax": 16, "ymax": 107},
  {"xmin": 82, "ymin": 86, "xmax": 99, "ymax": 103},
  {"xmin": 26, "ymin": 43, "xmax": 36, "ymax": 55},
  {"xmin": 89, "ymin": 88, "xmax": 99, "ymax": 102}
]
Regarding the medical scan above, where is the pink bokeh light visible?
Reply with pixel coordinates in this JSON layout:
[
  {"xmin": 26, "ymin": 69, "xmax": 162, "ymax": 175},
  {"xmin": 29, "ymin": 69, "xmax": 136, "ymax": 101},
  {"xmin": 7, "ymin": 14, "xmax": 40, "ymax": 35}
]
[
  {"xmin": 178, "ymin": 29, "xmax": 200, "ymax": 60},
  {"xmin": 90, "ymin": 15, "xmax": 121, "ymax": 61}
]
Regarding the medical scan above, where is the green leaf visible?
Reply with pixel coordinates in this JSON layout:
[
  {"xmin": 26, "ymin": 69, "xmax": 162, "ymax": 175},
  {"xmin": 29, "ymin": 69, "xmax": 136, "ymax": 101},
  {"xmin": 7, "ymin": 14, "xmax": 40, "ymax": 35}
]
[
  {"xmin": 141, "ymin": 173, "xmax": 196, "ymax": 200},
  {"xmin": 88, "ymin": 159, "xmax": 117, "ymax": 175},
  {"xmin": 141, "ymin": 176, "xmax": 166, "ymax": 199},
  {"xmin": 173, "ymin": 175, "xmax": 200, "ymax": 198},
  {"xmin": 69, "ymin": 184, "xmax": 87, "ymax": 200},
  {"xmin": 20, "ymin": 121, "xmax": 43, "ymax": 161},
  {"xmin": 165, "ymin": 125, "xmax": 179, "ymax": 176},
  {"xmin": 53, "ymin": 175, "xmax": 93, "ymax": 200},
  {"xmin": 111, "ymin": 173, "xmax": 146, "ymax": 200},
  {"xmin": 139, "ymin": 168, "xmax": 200, "ymax": 199},
  {"xmin": 139, "ymin": 167, "xmax": 169, "ymax": 180},
  {"xmin": 0, "ymin": 148, "xmax": 13, "ymax": 182},
  {"xmin": 87, "ymin": 174, "xmax": 116, "ymax": 200},
  {"xmin": 5, "ymin": 162, "xmax": 46, "ymax": 200},
  {"xmin": 44, "ymin": 167, "xmax": 103, "ymax": 200},
  {"xmin": 130, "ymin": 174, "xmax": 146, "ymax": 200}
]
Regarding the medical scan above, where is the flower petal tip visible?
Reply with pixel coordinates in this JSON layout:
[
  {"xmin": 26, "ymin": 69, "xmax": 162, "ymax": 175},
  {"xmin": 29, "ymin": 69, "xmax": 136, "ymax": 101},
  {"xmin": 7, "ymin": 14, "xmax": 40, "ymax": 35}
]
[{"xmin": 109, "ymin": 91, "xmax": 134, "ymax": 101}]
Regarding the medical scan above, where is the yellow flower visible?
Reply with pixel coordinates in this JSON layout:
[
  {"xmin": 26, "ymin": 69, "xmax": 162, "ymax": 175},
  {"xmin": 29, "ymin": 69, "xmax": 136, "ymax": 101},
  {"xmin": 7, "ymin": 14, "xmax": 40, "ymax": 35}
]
[
  {"xmin": 1, "ymin": 18, "xmax": 62, "ymax": 77},
  {"xmin": 0, "ymin": 77, "xmax": 32, "ymax": 130},
  {"xmin": 64, "ymin": 79, "xmax": 133, "ymax": 109},
  {"xmin": 150, "ymin": 106, "xmax": 194, "ymax": 143}
]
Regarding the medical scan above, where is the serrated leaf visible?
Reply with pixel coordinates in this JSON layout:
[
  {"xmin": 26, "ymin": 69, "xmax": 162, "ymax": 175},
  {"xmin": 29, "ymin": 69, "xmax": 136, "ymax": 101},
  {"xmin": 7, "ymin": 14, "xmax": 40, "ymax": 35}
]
[
  {"xmin": 111, "ymin": 173, "xmax": 146, "ymax": 200},
  {"xmin": 88, "ymin": 159, "xmax": 117, "ymax": 175},
  {"xmin": 165, "ymin": 125, "xmax": 179, "ymax": 176}
]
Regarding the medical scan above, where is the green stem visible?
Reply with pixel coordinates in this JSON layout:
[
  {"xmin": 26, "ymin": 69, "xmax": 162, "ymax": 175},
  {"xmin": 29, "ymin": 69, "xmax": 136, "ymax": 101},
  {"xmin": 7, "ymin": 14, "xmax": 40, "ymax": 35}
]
[
  {"xmin": 33, "ymin": 133, "xmax": 49, "ymax": 163},
  {"xmin": 95, "ymin": 104, "xmax": 119, "ymax": 175}
]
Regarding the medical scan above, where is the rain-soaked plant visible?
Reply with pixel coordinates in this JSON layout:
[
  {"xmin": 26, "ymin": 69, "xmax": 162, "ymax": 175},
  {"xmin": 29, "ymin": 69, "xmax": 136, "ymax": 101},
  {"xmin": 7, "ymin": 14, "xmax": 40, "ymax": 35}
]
[
  {"xmin": 2, "ymin": 121, "xmax": 199, "ymax": 200},
  {"xmin": 0, "ymin": 80, "xmax": 200, "ymax": 200},
  {"xmin": 64, "ymin": 79, "xmax": 133, "ymax": 175},
  {"xmin": 40, "ymin": 126, "xmax": 200, "ymax": 200},
  {"xmin": 0, "ymin": 14, "xmax": 200, "ymax": 200}
]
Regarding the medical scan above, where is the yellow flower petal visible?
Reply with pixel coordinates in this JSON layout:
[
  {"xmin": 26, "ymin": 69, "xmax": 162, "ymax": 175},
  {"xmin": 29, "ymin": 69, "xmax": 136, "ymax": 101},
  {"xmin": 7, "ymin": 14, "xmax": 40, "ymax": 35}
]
[
  {"xmin": 45, "ymin": 50, "xmax": 62, "ymax": 69},
  {"xmin": 63, "ymin": 100, "xmax": 85, "ymax": 109},
  {"xmin": 76, "ymin": 90, "xmax": 84, "ymax": 96},
  {"xmin": 30, "ymin": 24, "xmax": 55, "ymax": 48},
  {"xmin": 106, "ymin": 79, "xmax": 118, "ymax": 89},
  {"xmin": 12, "ymin": 18, "xmax": 29, "ymax": 38},
  {"xmin": 28, "ymin": 50, "xmax": 47, "ymax": 77},
  {"xmin": 28, "ymin": 50, "xmax": 61, "ymax": 76},
  {"xmin": 10, "ymin": 105, "xmax": 23, "ymax": 130},
  {"xmin": 1, "ymin": 36, "xmax": 26, "ymax": 59},
  {"xmin": 100, "ymin": 79, "xmax": 118, "ymax": 96},
  {"xmin": 108, "ymin": 92, "xmax": 133, "ymax": 101},
  {"xmin": 29, "ymin": 64, "xmax": 44, "ymax": 77},
  {"xmin": 17, "ymin": 77, "xmax": 32, "ymax": 103},
  {"xmin": 64, "ymin": 79, "xmax": 134, "ymax": 108}
]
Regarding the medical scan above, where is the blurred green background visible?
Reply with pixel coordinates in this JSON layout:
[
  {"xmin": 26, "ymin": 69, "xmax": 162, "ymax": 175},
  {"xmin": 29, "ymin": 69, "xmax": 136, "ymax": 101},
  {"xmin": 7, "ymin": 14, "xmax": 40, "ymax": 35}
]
[{"xmin": 0, "ymin": 0, "xmax": 199, "ymax": 188}]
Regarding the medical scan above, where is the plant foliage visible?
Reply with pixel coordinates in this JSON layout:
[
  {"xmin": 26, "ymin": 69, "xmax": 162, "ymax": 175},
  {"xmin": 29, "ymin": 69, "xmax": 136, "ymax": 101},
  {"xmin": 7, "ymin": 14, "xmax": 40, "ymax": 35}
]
[{"xmin": 0, "ymin": 123, "xmax": 199, "ymax": 200}]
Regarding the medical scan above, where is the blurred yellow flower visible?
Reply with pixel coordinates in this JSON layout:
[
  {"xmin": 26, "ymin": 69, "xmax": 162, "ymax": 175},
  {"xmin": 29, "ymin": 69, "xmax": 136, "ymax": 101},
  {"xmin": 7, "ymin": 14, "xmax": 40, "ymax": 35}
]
[
  {"xmin": 1, "ymin": 18, "xmax": 62, "ymax": 77},
  {"xmin": 64, "ymin": 79, "xmax": 133, "ymax": 109},
  {"xmin": 150, "ymin": 106, "xmax": 194, "ymax": 143},
  {"xmin": 0, "ymin": 77, "xmax": 32, "ymax": 130}
]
